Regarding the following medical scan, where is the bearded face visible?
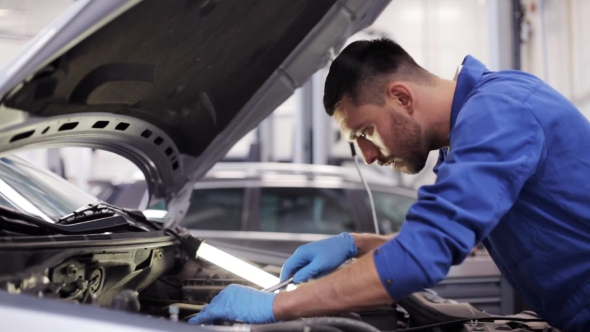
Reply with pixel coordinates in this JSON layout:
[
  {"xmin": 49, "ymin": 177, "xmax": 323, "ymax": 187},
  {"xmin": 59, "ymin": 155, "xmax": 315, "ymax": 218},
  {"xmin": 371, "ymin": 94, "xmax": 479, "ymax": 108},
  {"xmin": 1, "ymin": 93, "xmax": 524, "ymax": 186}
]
[{"xmin": 334, "ymin": 99, "xmax": 430, "ymax": 175}]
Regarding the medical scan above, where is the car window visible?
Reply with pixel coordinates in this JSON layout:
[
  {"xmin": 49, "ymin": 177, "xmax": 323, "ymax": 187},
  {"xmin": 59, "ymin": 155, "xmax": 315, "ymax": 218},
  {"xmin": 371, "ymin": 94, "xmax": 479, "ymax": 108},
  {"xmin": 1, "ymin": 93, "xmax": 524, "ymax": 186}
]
[
  {"xmin": 0, "ymin": 157, "xmax": 99, "ymax": 219},
  {"xmin": 260, "ymin": 187, "xmax": 355, "ymax": 234},
  {"xmin": 0, "ymin": 192, "xmax": 18, "ymax": 211},
  {"xmin": 180, "ymin": 188, "xmax": 244, "ymax": 231},
  {"xmin": 364, "ymin": 191, "xmax": 416, "ymax": 234}
]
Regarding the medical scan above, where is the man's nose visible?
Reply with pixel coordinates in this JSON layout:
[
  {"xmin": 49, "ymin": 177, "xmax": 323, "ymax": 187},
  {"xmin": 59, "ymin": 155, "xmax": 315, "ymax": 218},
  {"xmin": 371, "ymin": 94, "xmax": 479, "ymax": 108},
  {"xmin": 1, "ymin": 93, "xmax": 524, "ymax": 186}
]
[{"xmin": 357, "ymin": 139, "xmax": 379, "ymax": 165}]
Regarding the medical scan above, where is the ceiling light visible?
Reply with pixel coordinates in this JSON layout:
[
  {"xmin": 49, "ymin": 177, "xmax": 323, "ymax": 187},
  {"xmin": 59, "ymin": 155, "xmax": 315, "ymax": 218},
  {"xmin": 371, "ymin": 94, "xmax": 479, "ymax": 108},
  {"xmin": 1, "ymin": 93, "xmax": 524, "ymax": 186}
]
[{"xmin": 0, "ymin": 9, "xmax": 12, "ymax": 18}]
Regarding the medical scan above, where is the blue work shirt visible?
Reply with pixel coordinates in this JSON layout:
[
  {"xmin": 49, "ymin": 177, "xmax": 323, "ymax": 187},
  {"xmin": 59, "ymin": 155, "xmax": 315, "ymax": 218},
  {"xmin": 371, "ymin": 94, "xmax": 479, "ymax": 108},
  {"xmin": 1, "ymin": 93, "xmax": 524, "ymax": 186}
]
[{"xmin": 374, "ymin": 55, "xmax": 590, "ymax": 331}]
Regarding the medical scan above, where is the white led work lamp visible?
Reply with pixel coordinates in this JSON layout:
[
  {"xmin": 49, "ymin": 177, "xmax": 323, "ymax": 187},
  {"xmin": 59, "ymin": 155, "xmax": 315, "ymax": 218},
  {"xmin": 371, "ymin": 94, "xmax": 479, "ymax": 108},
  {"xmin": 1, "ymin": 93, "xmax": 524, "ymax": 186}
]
[
  {"xmin": 166, "ymin": 229, "xmax": 295, "ymax": 291},
  {"xmin": 196, "ymin": 242, "xmax": 279, "ymax": 289}
]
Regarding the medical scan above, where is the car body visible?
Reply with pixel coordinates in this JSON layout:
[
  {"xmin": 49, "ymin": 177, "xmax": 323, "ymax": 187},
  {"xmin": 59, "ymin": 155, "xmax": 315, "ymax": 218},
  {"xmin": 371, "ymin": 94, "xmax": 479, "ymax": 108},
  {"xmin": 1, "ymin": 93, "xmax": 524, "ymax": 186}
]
[
  {"xmin": 0, "ymin": 0, "xmax": 551, "ymax": 331},
  {"xmin": 96, "ymin": 161, "xmax": 418, "ymax": 252},
  {"xmin": 92, "ymin": 161, "xmax": 515, "ymax": 316},
  {"xmin": 184, "ymin": 163, "xmax": 516, "ymax": 315}
]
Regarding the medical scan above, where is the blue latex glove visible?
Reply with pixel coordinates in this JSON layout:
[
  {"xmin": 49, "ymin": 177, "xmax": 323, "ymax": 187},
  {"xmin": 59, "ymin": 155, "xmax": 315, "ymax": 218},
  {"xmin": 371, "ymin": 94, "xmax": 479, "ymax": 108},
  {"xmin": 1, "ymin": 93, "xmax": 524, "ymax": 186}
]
[
  {"xmin": 280, "ymin": 232, "xmax": 358, "ymax": 284},
  {"xmin": 188, "ymin": 284, "xmax": 276, "ymax": 325}
]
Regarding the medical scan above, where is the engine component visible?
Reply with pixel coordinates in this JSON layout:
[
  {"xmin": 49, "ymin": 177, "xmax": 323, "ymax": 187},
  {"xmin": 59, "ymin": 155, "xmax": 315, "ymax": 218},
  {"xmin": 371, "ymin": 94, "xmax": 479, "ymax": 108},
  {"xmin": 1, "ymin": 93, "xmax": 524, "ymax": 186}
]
[
  {"xmin": 0, "ymin": 239, "xmax": 176, "ymax": 309},
  {"xmin": 400, "ymin": 289, "xmax": 491, "ymax": 328},
  {"xmin": 89, "ymin": 268, "xmax": 103, "ymax": 294},
  {"xmin": 461, "ymin": 318, "xmax": 560, "ymax": 332},
  {"xmin": 462, "ymin": 322, "xmax": 528, "ymax": 331},
  {"xmin": 396, "ymin": 290, "xmax": 555, "ymax": 332},
  {"xmin": 169, "ymin": 305, "xmax": 179, "ymax": 322},
  {"xmin": 155, "ymin": 303, "xmax": 205, "ymax": 321},
  {"xmin": 249, "ymin": 317, "xmax": 382, "ymax": 332},
  {"xmin": 111, "ymin": 289, "xmax": 140, "ymax": 312},
  {"xmin": 355, "ymin": 306, "xmax": 399, "ymax": 331},
  {"xmin": 182, "ymin": 277, "xmax": 258, "ymax": 303}
]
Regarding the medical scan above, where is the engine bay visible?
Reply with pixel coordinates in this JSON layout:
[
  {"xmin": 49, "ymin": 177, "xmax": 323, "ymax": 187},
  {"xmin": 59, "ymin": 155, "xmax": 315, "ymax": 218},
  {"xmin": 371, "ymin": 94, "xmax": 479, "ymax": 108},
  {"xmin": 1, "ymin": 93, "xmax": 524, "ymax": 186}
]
[{"xmin": 0, "ymin": 230, "xmax": 560, "ymax": 332}]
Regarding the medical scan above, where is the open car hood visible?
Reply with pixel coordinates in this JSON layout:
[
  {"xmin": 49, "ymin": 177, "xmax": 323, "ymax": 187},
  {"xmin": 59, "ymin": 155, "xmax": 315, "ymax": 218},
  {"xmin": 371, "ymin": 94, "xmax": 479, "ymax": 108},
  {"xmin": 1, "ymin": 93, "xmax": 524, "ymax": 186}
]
[{"xmin": 0, "ymin": 0, "xmax": 390, "ymax": 225}]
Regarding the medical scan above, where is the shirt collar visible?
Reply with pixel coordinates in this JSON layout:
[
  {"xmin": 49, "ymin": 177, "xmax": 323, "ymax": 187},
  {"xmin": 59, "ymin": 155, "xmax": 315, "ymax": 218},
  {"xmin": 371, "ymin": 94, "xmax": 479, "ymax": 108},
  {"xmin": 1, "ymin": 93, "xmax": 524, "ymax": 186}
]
[{"xmin": 450, "ymin": 55, "xmax": 487, "ymax": 131}]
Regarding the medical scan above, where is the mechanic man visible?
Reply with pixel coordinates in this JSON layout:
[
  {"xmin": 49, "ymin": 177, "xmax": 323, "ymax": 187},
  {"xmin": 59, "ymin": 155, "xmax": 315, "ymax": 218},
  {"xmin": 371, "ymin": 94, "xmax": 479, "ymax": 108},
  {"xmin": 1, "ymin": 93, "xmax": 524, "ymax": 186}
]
[{"xmin": 190, "ymin": 39, "xmax": 590, "ymax": 331}]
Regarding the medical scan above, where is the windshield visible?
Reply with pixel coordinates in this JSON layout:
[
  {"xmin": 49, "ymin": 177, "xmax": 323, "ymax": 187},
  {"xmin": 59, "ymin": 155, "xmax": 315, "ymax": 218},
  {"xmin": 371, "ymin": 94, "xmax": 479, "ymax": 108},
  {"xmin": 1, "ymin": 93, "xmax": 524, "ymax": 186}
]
[{"xmin": 0, "ymin": 156, "xmax": 99, "ymax": 221}]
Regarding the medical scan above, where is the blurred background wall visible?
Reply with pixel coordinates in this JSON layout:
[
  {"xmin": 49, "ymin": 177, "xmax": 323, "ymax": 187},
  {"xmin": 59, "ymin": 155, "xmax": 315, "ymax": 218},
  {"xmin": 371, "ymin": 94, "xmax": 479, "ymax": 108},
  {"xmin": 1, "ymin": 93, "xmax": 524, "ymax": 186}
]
[{"xmin": 1, "ymin": 0, "xmax": 589, "ymax": 194}]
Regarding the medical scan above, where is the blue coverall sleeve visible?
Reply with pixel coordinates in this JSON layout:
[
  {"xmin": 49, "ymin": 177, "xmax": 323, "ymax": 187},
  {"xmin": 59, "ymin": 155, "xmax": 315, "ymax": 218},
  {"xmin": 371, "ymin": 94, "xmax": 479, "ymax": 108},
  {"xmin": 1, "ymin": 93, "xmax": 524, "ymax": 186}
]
[{"xmin": 373, "ymin": 91, "xmax": 546, "ymax": 300}]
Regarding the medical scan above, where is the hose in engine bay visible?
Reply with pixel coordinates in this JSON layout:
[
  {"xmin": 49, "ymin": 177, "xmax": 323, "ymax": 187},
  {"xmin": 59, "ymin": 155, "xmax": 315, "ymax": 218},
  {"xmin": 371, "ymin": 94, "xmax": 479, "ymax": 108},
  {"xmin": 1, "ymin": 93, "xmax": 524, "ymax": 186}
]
[{"xmin": 249, "ymin": 317, "xmax": 381, "ymax": 332}]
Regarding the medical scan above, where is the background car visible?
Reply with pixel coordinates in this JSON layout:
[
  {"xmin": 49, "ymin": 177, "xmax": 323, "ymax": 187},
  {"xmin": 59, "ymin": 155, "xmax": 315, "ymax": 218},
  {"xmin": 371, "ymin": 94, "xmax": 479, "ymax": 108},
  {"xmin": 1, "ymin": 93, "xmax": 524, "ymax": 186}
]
[
  {"xmin": 96, "ymin": 162, "xmax": 417, "ymax": 252},
  {"xmin": 179, "ymin": 162, "xmax": 418, "ymax": 253},
  {"xmin": 94, "ymin": 162, "xmax": 518, "ymax": 316}
]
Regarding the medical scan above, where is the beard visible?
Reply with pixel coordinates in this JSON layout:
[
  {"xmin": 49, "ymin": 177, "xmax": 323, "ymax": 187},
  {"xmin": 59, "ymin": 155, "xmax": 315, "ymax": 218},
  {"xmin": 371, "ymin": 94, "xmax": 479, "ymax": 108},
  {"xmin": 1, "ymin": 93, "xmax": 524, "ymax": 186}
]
[{"xmin": 377, "ymin": 109, "xmax": 429, "ymax": 175}]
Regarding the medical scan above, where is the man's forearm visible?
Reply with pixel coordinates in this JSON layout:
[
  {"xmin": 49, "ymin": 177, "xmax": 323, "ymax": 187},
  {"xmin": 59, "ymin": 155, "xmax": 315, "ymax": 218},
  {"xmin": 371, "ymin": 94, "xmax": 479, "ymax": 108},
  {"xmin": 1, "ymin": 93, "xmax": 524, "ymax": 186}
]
[
  {"xmin": 272, "ymin": 251, "xmax": 394, "ymax": 321},
  {"xmin": 350, "ymin": 232, "xmax": 397, "ymax": 257}
]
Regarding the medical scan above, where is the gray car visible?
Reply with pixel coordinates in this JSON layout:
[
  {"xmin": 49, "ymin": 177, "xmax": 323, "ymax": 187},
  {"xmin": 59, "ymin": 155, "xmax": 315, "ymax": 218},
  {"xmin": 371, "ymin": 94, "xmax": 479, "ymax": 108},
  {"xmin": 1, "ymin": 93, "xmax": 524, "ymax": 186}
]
[
  {"xmin": 181, "ymin": 163, "xmax": 517, "ymax": 315},
  {"xmin": 94, "ymin": 161, "xmax": 518, "ymax": 317},
  {"xmin": 0, "ymin": 0, "xmax": 546, "ymax": 331},
  {"xmin": 182, "ymin": 162, "xmax": 415, "ymax": 250},
  {"xmin": 100, "ymin": 162, "xmax": 418, "ymax": 251}
]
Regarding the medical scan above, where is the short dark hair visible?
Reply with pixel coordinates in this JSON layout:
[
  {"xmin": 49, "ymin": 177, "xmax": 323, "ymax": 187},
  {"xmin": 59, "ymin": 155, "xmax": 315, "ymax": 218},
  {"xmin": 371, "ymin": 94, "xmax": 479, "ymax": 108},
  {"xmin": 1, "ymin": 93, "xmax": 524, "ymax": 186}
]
[{"xmin": 323, "ymin": 38, "xmax": 432, "ymax": 116}]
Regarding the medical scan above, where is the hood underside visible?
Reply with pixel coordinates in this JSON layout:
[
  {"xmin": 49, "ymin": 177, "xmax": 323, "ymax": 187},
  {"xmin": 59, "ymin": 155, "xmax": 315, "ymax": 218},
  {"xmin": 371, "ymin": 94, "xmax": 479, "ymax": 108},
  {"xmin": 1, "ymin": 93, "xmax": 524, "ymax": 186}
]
[
  {"xmin": 0, "ymin": 0, "xmax": 390, "ymax": 224},
  {"xmin": 3, "ymin": 0, "xmax": 338, "ymax": 157}
]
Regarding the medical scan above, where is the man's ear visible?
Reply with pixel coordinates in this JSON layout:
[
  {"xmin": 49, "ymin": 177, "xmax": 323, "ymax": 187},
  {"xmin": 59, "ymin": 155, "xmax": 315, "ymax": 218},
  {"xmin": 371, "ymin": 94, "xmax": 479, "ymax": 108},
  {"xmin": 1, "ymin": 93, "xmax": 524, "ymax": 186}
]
[{"xmin": 386, "ymin": 82, "xmax": 414, "ymax": 115}]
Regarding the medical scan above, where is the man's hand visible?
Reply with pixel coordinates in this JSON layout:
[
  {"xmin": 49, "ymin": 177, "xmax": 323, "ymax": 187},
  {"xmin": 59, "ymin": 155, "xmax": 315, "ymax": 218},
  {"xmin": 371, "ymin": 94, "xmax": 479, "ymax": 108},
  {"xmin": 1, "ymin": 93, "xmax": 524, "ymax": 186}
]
[
  {"xmin": 273, "ymin": 250, "xmax": 394, "ymax": 321},
  {"xmin": 280, "ymin": 232, "xmax": 358, "ymax": 284},
  {"xmin": 188, "ymin": 284, "xmax": 276, "ymax": 325}
]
